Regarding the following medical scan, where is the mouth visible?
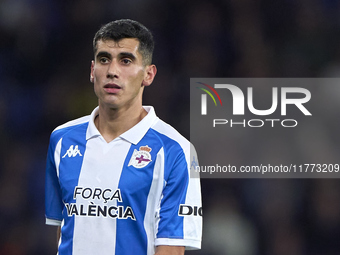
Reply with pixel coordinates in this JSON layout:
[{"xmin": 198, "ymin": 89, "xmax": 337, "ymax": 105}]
[{"xmin": 103, "ymin": 83, "xmax": 121, "ymax": 94}]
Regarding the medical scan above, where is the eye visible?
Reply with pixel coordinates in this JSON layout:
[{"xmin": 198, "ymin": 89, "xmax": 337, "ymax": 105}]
[
  {"xmin": 121, "ymin": 58, "xmax": 132, "ymax": 65},
  {"xmin": 99, "ymin": 57, "xmax": 110, "ymax": 64}
]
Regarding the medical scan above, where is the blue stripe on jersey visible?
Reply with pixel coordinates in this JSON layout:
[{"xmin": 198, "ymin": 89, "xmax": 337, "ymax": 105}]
[
  {"xmin": 46, "ymin": 123, "xmax": 88, "ymax": 222},
  {"xmin": 45, "ymin": 141, "xmax": 64, "ymax": 221},
  {"xmin": 115, "ymin": 131, "xmax": 161, "ymax": 254},
  {"xmin": 115, "ymin": 128, "xmax": 188, "ymax": 254},
  {"xmin": 56, "ymin": 123, "xmax": 88, "ymax": 255},
  {"xmin": 153, "ymin": 131, "xmax": 188, "ymax": 240}
]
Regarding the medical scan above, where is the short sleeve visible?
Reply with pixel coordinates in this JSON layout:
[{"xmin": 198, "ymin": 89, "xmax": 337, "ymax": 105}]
[
  {"xmin": 45, "ymin": 136, "xmax": 63, "ymax": 226},
  {"xmin": 155, "ymin": 144, "xmax": 202, "ymax": 249}
]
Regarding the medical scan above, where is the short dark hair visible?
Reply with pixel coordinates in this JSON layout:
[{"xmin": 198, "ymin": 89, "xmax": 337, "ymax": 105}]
[{"xmin": 93, "ymin": 19, "xmax": 154, "ymax": 65}]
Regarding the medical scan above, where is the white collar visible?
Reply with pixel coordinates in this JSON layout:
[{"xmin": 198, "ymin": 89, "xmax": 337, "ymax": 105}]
[{"xmin": 86, "ymin": 106, "xmax": 158, "ymax": 144}]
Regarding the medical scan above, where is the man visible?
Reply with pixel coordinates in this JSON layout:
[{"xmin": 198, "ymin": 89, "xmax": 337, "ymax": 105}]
[{"xmin": 45, "ymin": 19, "xmax": 202, "ymax": 255}]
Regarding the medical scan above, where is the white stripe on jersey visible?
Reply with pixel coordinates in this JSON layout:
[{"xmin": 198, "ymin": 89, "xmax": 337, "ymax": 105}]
[
  {"xmin": 144, "ymin": 148, "xmax": 165, "ymax": 255},
  {"xmin": 72, "ymin": 137, "xmax": 131, "ymax": 254},
  {"xmin": 55, "ymin": 138, "xmax": 62, "ymax": 178}
]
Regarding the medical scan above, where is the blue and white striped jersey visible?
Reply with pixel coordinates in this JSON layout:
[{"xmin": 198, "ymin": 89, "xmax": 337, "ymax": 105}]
[{"xmin": 45, "ymin": 106, "xmax": 202, "ymax": 255}]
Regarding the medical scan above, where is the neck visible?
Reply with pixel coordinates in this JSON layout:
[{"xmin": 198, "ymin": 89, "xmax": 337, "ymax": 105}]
[{"xmin": 95, "ymin": 103, "xmax": 147, "ymax": 143}]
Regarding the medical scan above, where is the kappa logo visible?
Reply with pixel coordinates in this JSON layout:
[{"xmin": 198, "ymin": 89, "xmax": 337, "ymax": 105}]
[
  {"xmin": 128, "ymin": 145, "xmax": 152, "ymax": 169},
  {"xmin": 62, "ymin": 145, "xmax": 83, "ymax": 158},
  {"xmin": 190, "ymin": 156, "xmax": 199, "ymax": 170}
]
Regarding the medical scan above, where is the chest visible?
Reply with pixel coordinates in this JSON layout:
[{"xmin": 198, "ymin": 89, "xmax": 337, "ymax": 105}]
[{"xmin": 58, "ymin": 137, "xmax": 162, "ymax": 205}]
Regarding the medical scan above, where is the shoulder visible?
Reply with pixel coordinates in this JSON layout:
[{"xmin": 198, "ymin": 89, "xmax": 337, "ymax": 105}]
[
  {"xmin": 150, "ymin": 118, "xmax": 191, "ymax": 155},
  {"xmin": 148, "ymin": 117, "xmax": 199, "ymax": 177},
  {"xmin": 49, "ymin": 115, "xmax": 90, "ymax": 145},
  {"xmin": 53, "ymin": 115, "xmax": 90, "ymax": 132}
]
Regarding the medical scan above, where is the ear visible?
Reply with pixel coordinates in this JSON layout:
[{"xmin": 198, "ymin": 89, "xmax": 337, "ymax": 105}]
[
  {"xmin": 90, "ymin": 60, "xmax": 94, "ymax": 83},
  {"xmin": 142, "ymin": 64, "xmax": 157, "ymax": 87}
]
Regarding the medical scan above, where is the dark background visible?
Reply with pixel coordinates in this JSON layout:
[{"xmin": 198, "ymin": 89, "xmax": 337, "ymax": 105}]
[{"xmin": 1, "ymin": 0, "xmax": 340, "ymax": 254}]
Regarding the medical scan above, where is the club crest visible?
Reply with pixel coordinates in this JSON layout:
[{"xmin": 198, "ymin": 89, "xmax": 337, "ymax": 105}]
[{"xmin": 128, "ymin": 145, "xmax": 152, "ymax": 168}]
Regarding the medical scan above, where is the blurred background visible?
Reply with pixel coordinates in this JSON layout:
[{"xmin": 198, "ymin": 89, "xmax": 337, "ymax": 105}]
[{"xmin": 1, "ymin": 0, "xmax": 340, "ymax": 254}]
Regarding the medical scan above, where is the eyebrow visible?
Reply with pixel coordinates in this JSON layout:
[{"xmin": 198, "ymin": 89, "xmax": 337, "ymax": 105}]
[
  {"xmin": 118, "ymin": 52, "xmax": 136, "ymax": 61},
  {"xmin": 96, "ymin": 51, "xmax": 112, "ymax": 60},
  {"xmin": 95, "ymin": 51, "xmax": 137, "ymax": 62}
]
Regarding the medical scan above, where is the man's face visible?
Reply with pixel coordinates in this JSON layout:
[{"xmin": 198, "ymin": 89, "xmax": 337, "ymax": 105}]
[{"xmin": 90, "ymin": 38, "xmax": 153, "ymax": 110}]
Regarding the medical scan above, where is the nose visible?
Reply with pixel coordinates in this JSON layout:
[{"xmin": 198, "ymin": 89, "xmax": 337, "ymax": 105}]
[{"xmin": 107, "ymin": 61, "xmax": 119, "ymax": 79}]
